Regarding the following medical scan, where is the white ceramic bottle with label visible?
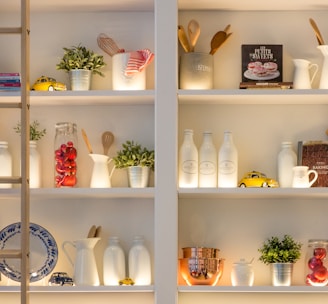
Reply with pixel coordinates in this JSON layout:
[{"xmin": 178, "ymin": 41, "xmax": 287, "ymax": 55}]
[
  {"xmin": 179, "ymin": 129, "xmax": 198, "ymax": 188},
  {"xmin": 199, "ymin": 131, "xmax": 217, "ymax": 187},
  {"xmin": 103, "ymin": 236, "xmax": 126, "ymax": 286},
  {"xmin": 128, "ymin": 236, "xmax": 151, "ymax": 285},
  {"xmin": 218, "ymin": 131, "xmax": 238, "ymax": 187},
  {"xmin": 0, "ymin": 141, "xmax": 12, "ymax": 188},
  {"xmin": 277, "ymin": 141, "xmax": 297, "ymax": 187}
]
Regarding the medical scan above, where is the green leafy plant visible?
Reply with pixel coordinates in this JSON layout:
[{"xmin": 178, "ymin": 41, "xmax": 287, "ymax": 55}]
[
  {"xmin": 258, "ymin": 235, "xmax": 302, "ymax": 264},
  {"xmin": 14, "ymin": 120, "xmax": 46, "ymax": 141},
  {"xmin": 113, "ymin": 140, "xmax": 155, "ymax": 170},
  {"xmin": 56, "ymin": 44, "xmax": 106, "ymax": 76}
]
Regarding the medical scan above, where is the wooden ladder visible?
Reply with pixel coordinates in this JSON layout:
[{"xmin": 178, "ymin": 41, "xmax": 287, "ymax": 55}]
[{"xmin": 0, "ymin": 0, "xmax": 30, "ymax": 303}]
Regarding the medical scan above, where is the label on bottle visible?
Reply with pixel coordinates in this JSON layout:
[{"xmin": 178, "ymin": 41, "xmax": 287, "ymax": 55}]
[
  {"xmin": 199, "ymin": 161, "xmax": 216, "ymax": 175},
  {"xmin": 219, "ymin": 160, "xmax": 236, "ymax": 174},
  {"xmin": 182, "ymin": 160, "xmax": 198, "ymax": 174}
]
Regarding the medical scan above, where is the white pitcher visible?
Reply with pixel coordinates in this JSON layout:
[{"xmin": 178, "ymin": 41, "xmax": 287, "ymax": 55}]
[
  {"xmin": 318, "ymin": 45, "xmax": 328, "ymax": 89},
  {"xmin": 293, "ymin": 59, "xmax": 318, "ymax": 89},
  {"xmin": 62, "ymin": 238, "xmax": 100, "ymax": 286},
  {"xmin": 89, "ymin": 154, "xmax": 115, "ymax": 188},
  {"xmin": 292, "ymin": 166, "xmax": 318, "ymax": 188}
]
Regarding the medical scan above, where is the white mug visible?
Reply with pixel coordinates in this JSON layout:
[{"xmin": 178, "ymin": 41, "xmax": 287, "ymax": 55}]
[{"xmin": 292, "ymin": 166, "xmax": 318, "ymax": 188}]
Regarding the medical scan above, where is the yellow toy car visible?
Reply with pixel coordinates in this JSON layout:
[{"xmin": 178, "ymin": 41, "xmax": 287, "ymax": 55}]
[
  {"xmin": 31, "ymin": 76, "xmax": 66, "ymax": 91},
  {"xmin": 238, "ymin": 171, "xmax": 279, "ymax": 188}
]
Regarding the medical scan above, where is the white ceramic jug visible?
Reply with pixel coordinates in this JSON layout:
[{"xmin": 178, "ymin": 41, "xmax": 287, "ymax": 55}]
[
  {"xmin": 89, "ymin": 154, "xmax": 115, "ymax": 188},
  {"xmin": 293, "ymin": 59, "xmax": 318, "ymax": 89},
  {"xmin": 318, "ymin": 45, "xmax": 328, "ymax": 89},
  {"xmin": 292, "ymin": 166, "xmax": 318, "ymax": 188},
  {"xmin": 62, "ymin": 238, "xmax": 100, "ymax": 286}
]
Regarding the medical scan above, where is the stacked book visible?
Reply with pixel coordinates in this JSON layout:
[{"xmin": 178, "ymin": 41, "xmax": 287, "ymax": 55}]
[{"xmin": 0, "ymin": 73, "xmax": 21, "ymax": 91}]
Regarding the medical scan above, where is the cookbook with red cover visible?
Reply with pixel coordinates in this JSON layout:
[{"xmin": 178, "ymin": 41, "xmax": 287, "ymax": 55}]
[
  {"xmin": 241, "ymin": 44, "xmax": 283, "ymax": 83},
  {"xmin": 297, "ymin": 140, "xmax": 328, "ymax": 187}
]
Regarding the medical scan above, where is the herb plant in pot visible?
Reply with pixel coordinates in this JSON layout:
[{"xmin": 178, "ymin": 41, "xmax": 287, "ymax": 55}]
[
  {"xmin": 258, "ymin": 235, "xmax": 302, "ymax": 286},
  {"xmin": 113, "ymin": 140, "xmax": 154, "ymax": 188},
  {"xmin": 14, "ymin": 120, "xmax": 46, "ymax": 188},
  {"xmin": 56, "ymin": 44, "xmax": 106, "ymax": 91}
]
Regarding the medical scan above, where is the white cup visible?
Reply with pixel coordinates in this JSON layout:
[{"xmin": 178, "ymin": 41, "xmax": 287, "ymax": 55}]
[{"xmin": 292, "ymin": 166, "xmax": 318, "ymax": 188}]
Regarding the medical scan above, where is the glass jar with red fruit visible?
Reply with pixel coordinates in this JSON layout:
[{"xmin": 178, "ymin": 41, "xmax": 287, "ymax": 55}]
[
  {"xmin": 54, "ymin": 122, "xmax": 78, "ymax": 188},
  {"xmin": 305, "ymin": 239, "xmax": 328, "ymax": 286}
]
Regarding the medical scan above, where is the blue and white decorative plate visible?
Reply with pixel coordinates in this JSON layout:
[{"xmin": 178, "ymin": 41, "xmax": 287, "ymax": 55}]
[{"xmin": 0, "ymin": 222, "xmax": 58, "ymax": 282}]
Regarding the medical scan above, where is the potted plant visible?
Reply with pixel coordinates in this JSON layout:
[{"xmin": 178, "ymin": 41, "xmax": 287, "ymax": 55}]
[
  {"xmin": 113, "ymin": 140, "xmax": 154, "ymax": 188},
  {"xmin": 56, "ymin": 44, "xmax": 106, "ymax": 90},
  {"xmin": 258, "ymin": 235, "xmax": 302, "ymax": 286},
  {"xmin": 14, "ymin": 120, "xmax": 46, "ymax": 188}
]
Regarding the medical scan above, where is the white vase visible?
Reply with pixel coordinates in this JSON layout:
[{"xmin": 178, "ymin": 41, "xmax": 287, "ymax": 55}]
[{"xmin": 29, "ymin": 140, "xmax": 41, "ymax": 188}]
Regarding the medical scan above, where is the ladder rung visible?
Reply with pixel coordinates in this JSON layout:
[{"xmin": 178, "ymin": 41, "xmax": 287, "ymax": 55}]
[
  {"xmin": 0, "ymin": 27, "xmax": 22, "ymax": 34},
  {"xmin": 0, "ymin": 102, "xmax": 22, "ymax": 109},
  {"xmin": 0, "ymin": 176, "xmax": 22, "ymax": 184},
  {"xmin": 0, "ymin": 249, "xmax": 22, "ymax": 259}
]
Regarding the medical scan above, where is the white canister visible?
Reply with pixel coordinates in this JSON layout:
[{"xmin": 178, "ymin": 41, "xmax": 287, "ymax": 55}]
[
  {"xmin": 112, "ymin": 53, "xmax": 146, "ymax": 90},
  {"xmin": 179, "ymin": 52, "xmax": 213, "ymax": 89},
  {"xmin": 231, "ymin": 258, "xmax": 254, "ymax": 286}
]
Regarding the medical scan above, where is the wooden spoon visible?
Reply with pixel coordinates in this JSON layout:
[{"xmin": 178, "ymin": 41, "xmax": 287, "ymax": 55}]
[
  {"xmin": 188, "ymin": 19, "xmax": 200, "ymax": 52},
  {"xmin": 209, "ymin": 31, "xmax": 227, "ymax": 55},
  {"xmin": 82, "ymin": 128, "xmax": 93, "ymax": 154},
  {"xmin": 87, "ymin": 225, "xmax": 97, "ymax": 238},
  {"xmin": 309, "ymin": 18, "xmax": 325, "ymax": 45},
  {"xmin": 102, "ymin": 131, "xmax": 114, "ymax": 155},
  {"xmin": 178, "ymin": 25, "xmax": 191, "ymax": 53}
]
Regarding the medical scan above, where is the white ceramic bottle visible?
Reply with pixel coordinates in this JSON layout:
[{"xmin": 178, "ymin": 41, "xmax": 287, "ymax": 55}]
[
  {"xmin": 218, "ymin": 131, "xmax": 238, "ymax": 187},
  {"xmin": 29, "ymin": 140, "xmax": 41, "ymax": 188},
  {"xmin": 179, "ymin": 129, "xmax": 198, "ymax": 188},
  {"xmin": 103, "ymin": 236, "xmax": 126, "ymax": 286},
  {"xmin": 128, "ymin": 236, "xmax": 151, "ymax": 285},
  {"xmin": 277, "ymin": 141, "xmax": 297, "ymax": 187},
  {"xmin": 0, "ymin": 141, "xmax": 12, "ymax": 188},
  {"xmin": 199, "ymin": 131, "xmax": 217, "ymax": 187}
]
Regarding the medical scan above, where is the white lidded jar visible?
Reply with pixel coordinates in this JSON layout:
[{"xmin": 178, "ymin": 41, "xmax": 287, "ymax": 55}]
[
  {"xmin": 29, "ymin": 140, "xmax": 41, "ymax": 188},
  {"xmin": 231, "ymin": 258, "xmax": 254, "ymax": 286},
  {"xmin": 277, "ymin": 141, "xmax": 297, "ymax": 187},
  {"xmin": 103, "ymin": 236, "xmax": 126, "ymax": 286},
  {"xmin": 218, "ymin": 131, "xmax": 238, "ymax": 187},
  {"xmin": 128, "ymin": 235, "xmax": 151, "ymax": 285},
  {"xmin": 179, "ymin": 129, "xmax": 198, "ymax": 188},
  {"xmin": 199, "ymin": 131, "xmax": 217, "ymax": 187},
  {"xmin": 0, "ymin": 141, "xmax": 12, "ymax": 188}
]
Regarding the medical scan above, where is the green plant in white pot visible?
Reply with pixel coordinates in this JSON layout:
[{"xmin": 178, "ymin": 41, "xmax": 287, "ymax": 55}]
[
  {"xmin": 113, "ymin": 140, "xmax": 154, "ymax": 188},
  {"xmin": 258, "ymin": 235, "xmax": 302, "ymax": 286},
  {"xmin": 56, "ymin": 44, "xmax": 106, "ymax": 90}
]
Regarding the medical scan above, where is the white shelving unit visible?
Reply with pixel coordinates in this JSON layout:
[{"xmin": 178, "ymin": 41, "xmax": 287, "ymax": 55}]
[{"xmin": 1, "ymin": 0, "xmax": 328, "ymax": 304}]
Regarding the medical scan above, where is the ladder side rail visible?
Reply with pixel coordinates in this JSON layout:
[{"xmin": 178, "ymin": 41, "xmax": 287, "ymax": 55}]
[{"xmin": 20, "ymin": 0, "xmax": 31, "ymax": 303}]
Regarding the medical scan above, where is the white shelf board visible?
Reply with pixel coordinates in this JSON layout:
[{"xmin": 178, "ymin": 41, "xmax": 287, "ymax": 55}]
[
  {"xmin": 2, "ymin": 0, "xmax": 327, "ymax": 12},
  {"xmin": 0, "ymin": 90, "xmax": 154, "ymax": 106},
  {"xmin": 0, "ymin": 187, "xmax": 155, "ymax": 200},
  {"xmin": 178, "ymin": 187, "xmax": 328, "ymax": 199},
  {"xmin": 0, "ymin": 285, "xmax": 154, "ymax": 293},
  {"xmin": 178, "ymin": 285, "xmax": 328, "ymax": 293},
  {"xmin": 178, "ymin": 89, "xmax": 328, "ymax": 105}
]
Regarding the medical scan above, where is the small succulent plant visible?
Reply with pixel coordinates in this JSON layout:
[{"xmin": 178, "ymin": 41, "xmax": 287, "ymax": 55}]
[
  {"xmin": 113, "ymin": 140, "xmax": 154, "ymax": 170},
  {"xmin": 258, "ymin": 235, "xmax": 302, "ymax": 264},
  {"xmin": 56, "ymin": 44, "xmax": 106, "ymax": 76}
]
